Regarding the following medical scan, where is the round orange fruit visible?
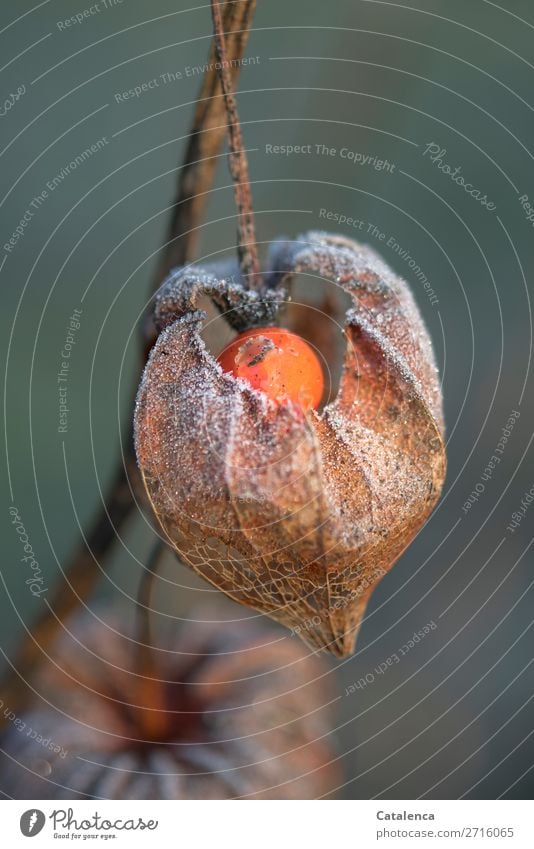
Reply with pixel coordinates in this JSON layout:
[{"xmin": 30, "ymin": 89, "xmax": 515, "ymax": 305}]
[{"xmin": 217, "ymin": 327, "xmax": 324, "ymax": 411}]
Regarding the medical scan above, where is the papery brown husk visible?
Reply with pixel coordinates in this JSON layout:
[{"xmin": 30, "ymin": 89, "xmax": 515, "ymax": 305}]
[
  {"xmin": 0, "ymin": 606, "xmax": 338, "ymax": 799},
  {"xmin": 135, "ymin": 232, "xmax": 446, "ymax": 657}
]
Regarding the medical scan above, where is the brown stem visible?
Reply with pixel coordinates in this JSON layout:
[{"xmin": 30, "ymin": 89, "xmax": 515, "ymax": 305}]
[
  {"xmin": 153, "ymin": 0, "xmax": 258, "ymax": 284},
  {"xmin": 136, "ymin": 541, "xmax": 163, "ymax": 655},
  {"xmin": 211, "ymin": 0, "xmax": 261, "ymax": 286},
  {"xmin": 134, "ymin": 539, "xmax": 170, "ymax": 741},
  {"xmin": 0, "ymin": 0, "xmax": 258, "ymax": 730}
]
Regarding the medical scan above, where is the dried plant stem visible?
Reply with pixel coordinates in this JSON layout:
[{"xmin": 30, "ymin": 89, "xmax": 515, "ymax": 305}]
[
  {"xmin": 134, "ymin": 539, "xmax": 169, "ymax": 740},
  {"xmin": 211, "ymin": 0, "xmax": 261, "ymax": 286},
  {"xmin": 0, "ymin": 0, "xmax": 258, "ymax": 730},
  {"xmin": 154, "ymin": 0, "xmax": 258, "ymax": 283}
]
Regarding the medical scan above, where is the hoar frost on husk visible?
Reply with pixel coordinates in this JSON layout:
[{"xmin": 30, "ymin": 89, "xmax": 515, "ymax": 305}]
[{"xmin": 135, "ymin": 231, "xmax": 446, "ymax": 657}]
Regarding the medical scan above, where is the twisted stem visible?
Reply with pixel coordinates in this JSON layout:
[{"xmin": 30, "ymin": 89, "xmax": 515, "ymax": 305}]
[{"xmin": 211, "ymin": 0, "xmax": 261, "ymax": 286}]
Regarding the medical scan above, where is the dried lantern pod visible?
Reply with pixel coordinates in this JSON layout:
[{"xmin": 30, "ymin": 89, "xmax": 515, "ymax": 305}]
[
  {"xmin": 134, "ymin": 231, "xmax": 446, "ymax": 658},
  {"xmin": 0, "ymin": 606, "xmax": 338, "ymax": 799}
]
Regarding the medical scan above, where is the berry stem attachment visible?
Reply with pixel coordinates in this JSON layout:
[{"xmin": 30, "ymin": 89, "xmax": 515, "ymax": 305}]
[{"xmin": 210, "ymin": 0, "xmax": 262, "ymax": 288}]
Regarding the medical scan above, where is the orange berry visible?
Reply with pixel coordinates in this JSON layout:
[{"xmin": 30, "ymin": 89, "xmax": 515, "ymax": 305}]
[{"xmin": 217, "ymin": 327, "xmax": 324, "ymax": 411}]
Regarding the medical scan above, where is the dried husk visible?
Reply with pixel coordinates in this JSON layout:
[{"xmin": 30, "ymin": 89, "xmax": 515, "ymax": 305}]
[
  {"xmin": 0, "ymin": 607, "xmax": 338, "ymax": 799},
  {"xmin": 135, "ymin": 231, "xmax": 446, "ymax": 657}
]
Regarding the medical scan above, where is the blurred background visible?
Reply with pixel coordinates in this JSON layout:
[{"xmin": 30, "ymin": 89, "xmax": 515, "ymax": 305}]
[{"xmin": 1, "ymin": 0, "xmax": 533, "ymax": 799}]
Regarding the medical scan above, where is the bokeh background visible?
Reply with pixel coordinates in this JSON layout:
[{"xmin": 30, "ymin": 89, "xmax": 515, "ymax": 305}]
[{"xmin": 1, "ymin": 0, "xmax": 533, "ymax": 799}]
